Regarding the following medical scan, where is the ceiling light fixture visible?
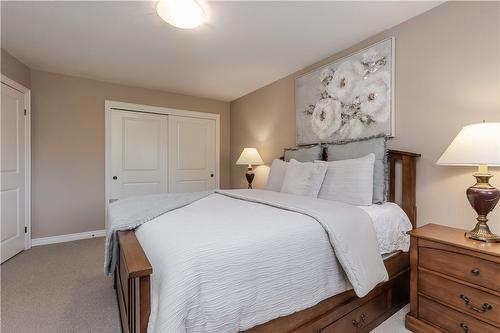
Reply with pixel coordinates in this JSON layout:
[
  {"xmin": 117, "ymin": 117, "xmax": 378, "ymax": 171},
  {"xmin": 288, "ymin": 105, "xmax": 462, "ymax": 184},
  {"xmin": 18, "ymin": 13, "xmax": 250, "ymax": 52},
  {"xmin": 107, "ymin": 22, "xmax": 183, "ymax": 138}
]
[{"xmin": 156, "ymin": 0, "xmax": 205, "ymax": 29}]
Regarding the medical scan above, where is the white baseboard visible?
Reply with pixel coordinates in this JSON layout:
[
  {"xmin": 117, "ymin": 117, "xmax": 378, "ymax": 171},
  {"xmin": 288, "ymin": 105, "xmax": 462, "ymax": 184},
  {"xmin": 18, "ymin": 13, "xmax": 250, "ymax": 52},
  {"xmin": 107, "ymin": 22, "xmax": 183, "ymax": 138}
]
[{"xmin": 31, "ymin": 229, "xmax": 106, "ymax": 247}]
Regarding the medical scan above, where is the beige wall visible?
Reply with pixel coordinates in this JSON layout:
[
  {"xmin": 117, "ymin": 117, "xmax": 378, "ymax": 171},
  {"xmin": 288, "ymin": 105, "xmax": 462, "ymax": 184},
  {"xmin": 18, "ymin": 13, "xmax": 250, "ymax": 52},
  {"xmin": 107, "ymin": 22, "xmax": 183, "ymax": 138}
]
[
  {"xmin": 31, "ymin": 70, "xmax": 230, "ymax": 238},
  {"xmin": 230, "ymin": 1, "xmax": 500, "ymax": 234},
  {"xmin": 1, "ymin": 48, "xmax": 31, "ymax": 88}
]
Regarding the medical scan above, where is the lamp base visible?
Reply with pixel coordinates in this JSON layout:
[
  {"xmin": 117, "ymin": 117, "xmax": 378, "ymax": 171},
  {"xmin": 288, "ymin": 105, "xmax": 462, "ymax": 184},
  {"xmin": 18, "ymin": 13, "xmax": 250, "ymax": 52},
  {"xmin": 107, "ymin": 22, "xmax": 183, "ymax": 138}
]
[
  {"xmin": 465, "ymin": 221, "xmax": 500, "ymax": 243},
  {"xmin": 245, "ymin": 167, "xmax": 254, "ymax": 189},
  {"xmin": 465, "ymin": 173, "xmax": 500, "ymax": 243}
]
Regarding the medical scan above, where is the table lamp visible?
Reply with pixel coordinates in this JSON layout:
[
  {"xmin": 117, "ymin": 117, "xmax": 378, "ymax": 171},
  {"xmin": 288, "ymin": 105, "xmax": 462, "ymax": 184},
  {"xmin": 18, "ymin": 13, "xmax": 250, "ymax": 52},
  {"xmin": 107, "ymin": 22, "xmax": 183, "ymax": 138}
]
[
  {"xmin": 236, "ymin": 148, "xmax": 264, "ymax": 189},
  {"xmin": 437, "ymin": 122, "xmax": 500, "ymax": 242}
]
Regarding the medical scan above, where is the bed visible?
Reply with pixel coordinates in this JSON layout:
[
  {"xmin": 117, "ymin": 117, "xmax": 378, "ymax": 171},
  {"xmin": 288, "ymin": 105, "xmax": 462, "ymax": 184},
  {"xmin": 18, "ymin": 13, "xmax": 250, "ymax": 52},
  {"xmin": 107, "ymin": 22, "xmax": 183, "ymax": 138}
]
[{"xmin": 113, "ymin": 149, "xmax": 420, "ymax": 333}]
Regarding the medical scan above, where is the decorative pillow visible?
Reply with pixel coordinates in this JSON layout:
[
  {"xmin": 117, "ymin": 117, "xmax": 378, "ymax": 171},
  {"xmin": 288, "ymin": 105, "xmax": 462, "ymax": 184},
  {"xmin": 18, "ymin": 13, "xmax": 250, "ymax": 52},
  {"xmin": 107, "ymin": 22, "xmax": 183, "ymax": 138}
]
[
  {"xmin": 280, "ymin": 159, "xmax": 328, "ymax": 197},
  {"xmin": 327, "ymin": 135, "xmax": 387, "ymax": 203},
  {"xmin": 317, "ymin": 154, "xmax": 375, "ymax": 206},
  {"xmin": 284, "ymin": 145, "xmax": 322, "ymax": 162},
  {"xmin": 266, "ymin": 159, "xmax": 288, "ymax": 192}
]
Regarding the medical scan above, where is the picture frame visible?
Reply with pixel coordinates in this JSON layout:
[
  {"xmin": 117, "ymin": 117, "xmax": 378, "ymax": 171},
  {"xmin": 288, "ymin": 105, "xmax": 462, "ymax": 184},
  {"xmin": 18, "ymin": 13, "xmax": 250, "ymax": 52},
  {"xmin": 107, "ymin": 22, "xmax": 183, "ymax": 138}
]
[{"xmin": 295, "ymin": 37, "xmax": 395, "ymax": 145}]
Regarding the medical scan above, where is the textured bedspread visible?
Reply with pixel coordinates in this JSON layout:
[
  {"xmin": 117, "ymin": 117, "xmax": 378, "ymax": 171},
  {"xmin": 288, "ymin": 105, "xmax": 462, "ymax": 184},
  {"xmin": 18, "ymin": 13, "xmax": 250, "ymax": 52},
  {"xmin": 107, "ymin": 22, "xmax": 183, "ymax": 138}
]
[
  {"xmin": 104, "ymin": 191, "xmax": 213, "ymax": 276},
  {"xmin": 132, "ymin": 189, "xmax": 387, "ymax": 332}
]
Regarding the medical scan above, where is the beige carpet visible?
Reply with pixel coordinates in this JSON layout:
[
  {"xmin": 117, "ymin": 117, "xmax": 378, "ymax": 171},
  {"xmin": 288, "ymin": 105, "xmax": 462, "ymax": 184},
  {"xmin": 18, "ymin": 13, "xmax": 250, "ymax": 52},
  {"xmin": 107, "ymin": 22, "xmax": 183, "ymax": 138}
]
[
  {"xmin": 1, "ymin": 237, "xmax": 409, "ymax": 333},
  {"xmin": 1, "ymin": 237, "xmax": 120, "ymax": 333},
  {"xmin": 372, "ymin": 304, "xmax": 411, "ymax": 333}
]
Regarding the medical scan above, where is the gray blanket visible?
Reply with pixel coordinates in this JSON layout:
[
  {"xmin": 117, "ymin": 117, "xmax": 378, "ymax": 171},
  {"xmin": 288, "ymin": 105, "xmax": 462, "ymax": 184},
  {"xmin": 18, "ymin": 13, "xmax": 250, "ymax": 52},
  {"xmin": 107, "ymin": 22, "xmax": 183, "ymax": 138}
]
[{"xmin": 104, "ymin": 191, "xmax": 213, "ymax": 276}]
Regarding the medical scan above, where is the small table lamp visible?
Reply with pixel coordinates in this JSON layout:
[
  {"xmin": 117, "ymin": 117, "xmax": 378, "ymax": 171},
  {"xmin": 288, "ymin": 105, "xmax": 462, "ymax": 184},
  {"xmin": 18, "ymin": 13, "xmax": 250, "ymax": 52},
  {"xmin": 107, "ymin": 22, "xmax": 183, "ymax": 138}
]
[
  {"xmin": 236, "ymin": 148, "xmax": 264, "ymax": 189},
  {"xmin": 437, "ymin": 122, "xmax": 500, "ymax": 242}
]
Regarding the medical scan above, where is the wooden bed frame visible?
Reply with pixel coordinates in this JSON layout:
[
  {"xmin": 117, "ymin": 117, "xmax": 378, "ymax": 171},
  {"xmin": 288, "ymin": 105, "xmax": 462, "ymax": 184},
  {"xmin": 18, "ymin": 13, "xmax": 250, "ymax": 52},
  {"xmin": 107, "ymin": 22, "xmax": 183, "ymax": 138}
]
[{"xmin": 114, "ymin": 149, "xmax": 420, "ymax": 333}]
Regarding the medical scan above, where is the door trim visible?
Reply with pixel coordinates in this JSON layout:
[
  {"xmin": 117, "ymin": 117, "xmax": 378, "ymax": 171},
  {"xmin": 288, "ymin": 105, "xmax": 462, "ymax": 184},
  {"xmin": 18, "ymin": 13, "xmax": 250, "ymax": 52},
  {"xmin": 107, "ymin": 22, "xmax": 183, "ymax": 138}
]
[
  {"xmin": 104, "ymin": 100, "xmax": 220, "ymax": 228},
  {"xmin": 1, "ymin": 74, "xmax": 31, "ymax": 250}
]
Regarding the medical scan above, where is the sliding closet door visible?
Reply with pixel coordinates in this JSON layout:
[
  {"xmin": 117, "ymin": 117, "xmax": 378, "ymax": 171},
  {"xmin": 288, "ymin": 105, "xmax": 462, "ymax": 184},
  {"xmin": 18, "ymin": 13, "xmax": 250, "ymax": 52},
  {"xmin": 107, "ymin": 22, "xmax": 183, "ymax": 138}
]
[
  {"xmin": 110, "ymin": 110, "xmax": 168, "ymax": 200},
  {"xmin": 168, "ymin": 116, "xmax": 216, "ymax": 192}
]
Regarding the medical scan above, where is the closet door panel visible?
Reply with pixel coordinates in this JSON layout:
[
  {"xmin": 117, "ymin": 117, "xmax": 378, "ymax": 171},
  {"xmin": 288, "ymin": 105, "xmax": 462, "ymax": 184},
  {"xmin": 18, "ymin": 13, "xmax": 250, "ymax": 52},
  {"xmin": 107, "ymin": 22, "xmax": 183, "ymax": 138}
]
[
  {"xmin": 169, "ymin": 116, "xmax": 216, "ymax": 193},
  {"xmin": 110, "ymin": 110, "xmax": 167, "ymax": 200}
]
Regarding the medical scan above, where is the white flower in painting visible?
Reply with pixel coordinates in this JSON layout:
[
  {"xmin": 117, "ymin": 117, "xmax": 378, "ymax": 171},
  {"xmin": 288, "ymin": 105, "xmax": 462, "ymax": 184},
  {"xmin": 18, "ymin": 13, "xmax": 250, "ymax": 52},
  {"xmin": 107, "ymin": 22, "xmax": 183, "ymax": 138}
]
[
  {"xmin": 359, "ymin": 72, "xmax": 391, "ymax": 122},
  {"xmin": 311, "ymin": 98, "xmax": 342, "ymax": 140},
  {"xmin": 338, "ymin": 119, "xmax": 365, "ymax": 139},
  {"xmin": 352, "ymin": 50, "xmax": 379, "ymax": 77},
  {"xmin": 326, "ymin": 61, "xmax": 358, "ymax": 103},
  {"xmin": 359, "ymin": 50, "xmax": 387, "ymax": 78},
  {"xmin": 352, "ymin": 61, "xmax": 366, "ymax": 77},
  {"xmin": 361, "ymin": 49, "xmax": 378, "ymax": 64},
  {"xmin": 319, "ymin": 67, "xmax": 334, "ymax": 86}
]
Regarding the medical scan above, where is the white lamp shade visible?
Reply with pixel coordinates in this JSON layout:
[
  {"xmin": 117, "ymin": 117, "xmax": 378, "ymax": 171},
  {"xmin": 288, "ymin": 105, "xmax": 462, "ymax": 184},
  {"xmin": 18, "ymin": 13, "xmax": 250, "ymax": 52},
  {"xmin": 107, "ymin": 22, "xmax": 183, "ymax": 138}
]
[
  {"xmin": 236, "ymin": 148, "xmax": 264, "ymax": 166},
  {"xmin": 437, "ymin": 122, "xmax": 500, "ymax": 166}
]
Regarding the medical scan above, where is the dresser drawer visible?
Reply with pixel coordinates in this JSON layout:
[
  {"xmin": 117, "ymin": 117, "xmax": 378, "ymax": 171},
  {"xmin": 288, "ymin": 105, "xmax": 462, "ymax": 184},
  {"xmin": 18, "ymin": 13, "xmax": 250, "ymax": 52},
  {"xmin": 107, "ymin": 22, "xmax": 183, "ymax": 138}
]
[
  {"xmin": 419, "ymin": 247, "xmax": 500, "ymax": 292},
  {"xmin": 419, "ymin": 270, "xmax": 500, "ymax": 326},
  {"xmin": 419, "ymin": 296, "xmax": 498, "ymax": 333},
  {"xmin": 320, "ymin": 292, "xmax": 387, "ymax": 332}
]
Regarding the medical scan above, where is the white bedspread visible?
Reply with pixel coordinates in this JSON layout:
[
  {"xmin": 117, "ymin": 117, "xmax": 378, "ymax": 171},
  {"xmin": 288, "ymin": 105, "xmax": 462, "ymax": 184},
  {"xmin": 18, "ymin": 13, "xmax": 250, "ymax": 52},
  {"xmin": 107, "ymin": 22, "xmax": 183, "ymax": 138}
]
[
  {"xmin": 135, "ymin": 190, "xmax": 387, "ymax": 333},
  {"xmin": 359, "ymin": 202, "xmax": 412, "ymax": 254}
]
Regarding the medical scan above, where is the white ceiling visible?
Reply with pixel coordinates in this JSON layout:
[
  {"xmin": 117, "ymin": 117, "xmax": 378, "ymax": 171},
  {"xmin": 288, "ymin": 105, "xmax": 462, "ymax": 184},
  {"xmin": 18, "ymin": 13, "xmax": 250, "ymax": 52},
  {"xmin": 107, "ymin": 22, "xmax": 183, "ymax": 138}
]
[{"xmin": 1, "ymin": 1, "xmax": 442, "ymax": 101}]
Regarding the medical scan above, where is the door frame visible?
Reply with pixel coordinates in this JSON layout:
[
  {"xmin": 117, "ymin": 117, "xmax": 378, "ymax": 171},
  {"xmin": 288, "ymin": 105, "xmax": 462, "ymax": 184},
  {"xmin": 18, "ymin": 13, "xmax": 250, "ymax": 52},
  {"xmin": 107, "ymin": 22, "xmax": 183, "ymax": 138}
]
[
  {"xmin": 1, "ymin": 74, "xmax": 32, "ymax": 250},
  {"xmin": 104, "ymin": 100, "xmax": 220, "ymax": 227}
]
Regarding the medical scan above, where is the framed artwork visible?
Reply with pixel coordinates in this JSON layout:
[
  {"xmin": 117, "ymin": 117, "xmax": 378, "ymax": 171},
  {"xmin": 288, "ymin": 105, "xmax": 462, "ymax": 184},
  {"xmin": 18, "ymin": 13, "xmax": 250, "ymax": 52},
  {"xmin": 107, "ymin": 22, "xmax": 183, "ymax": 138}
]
[{"xmin": 295, "ymin": 37, "xmax": 395, "ymax": 145}]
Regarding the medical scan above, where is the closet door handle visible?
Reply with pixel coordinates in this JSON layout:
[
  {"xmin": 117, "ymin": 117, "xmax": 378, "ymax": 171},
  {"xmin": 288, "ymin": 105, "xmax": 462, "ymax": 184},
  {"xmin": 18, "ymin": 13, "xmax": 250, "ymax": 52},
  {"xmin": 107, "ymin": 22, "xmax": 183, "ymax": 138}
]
[
  {"xmin": 210, "ymin": 174, "xmax": 214, "ymax": 178},
  {"xmin": 113, "ymin": 176, "xmax": 118, "ymax": 180}
]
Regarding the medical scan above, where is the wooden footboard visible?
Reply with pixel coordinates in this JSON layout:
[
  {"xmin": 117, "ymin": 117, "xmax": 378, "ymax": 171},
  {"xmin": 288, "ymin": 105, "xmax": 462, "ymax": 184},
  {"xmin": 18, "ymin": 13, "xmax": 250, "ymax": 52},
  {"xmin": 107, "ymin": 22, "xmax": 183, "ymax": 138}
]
[{"xmin": 115, "ymin": 230, "xmax": 152, "ymax": 333}]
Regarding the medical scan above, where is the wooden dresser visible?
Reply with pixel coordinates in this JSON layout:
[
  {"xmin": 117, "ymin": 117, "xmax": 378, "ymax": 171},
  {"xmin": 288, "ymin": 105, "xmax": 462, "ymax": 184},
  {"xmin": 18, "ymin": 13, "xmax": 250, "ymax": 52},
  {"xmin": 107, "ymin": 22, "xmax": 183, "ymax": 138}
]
[{"xmin": 405, "ymin": 224, "xmax": 500, "ymax": 333}]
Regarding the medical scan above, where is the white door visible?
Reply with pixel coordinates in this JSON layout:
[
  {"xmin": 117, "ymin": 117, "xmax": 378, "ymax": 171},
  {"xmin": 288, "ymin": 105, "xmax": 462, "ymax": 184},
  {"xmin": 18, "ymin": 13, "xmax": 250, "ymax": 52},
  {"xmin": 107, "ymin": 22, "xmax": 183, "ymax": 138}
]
[
  {"xmin": 168, "ymin": 116, "xmax": 216, "ymax": 192},
  {"xmin": 110, "ymin": 110, "xmax": 168, "ymax": 200},
  {"xmin": 1, "ymin": 82, "xmax": 26, "ymax": 263}
]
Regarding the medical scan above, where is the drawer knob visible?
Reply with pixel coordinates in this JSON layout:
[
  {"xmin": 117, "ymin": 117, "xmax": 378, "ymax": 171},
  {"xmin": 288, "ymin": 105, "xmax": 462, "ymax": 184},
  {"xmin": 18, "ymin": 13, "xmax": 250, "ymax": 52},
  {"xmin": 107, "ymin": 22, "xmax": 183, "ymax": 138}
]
[
  {"xmin": 352, "ymin": 313, "xmax": 366, "ymax": 328},
  {"xmin": 460, "ymin": 294, "xmax": 493, "ymax": 313},
  {"xmin": 471, "ymin": 268, "xmax": 480, "ymax": 276},
  {"xmin": 460, "ymin": 322, "xmax": 469, "ymax": 332}
]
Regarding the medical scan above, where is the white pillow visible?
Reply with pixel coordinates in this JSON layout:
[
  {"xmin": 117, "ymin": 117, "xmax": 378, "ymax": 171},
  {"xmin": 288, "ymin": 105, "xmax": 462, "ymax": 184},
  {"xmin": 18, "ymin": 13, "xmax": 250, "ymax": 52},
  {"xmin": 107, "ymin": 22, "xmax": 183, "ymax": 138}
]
[
  {"xmin": 266, "ymin": 159, "xmax": 288, "ymax": 192},
  {"xmin": 280, "ymin": 159, "xmax": 328, "ymax": 197},
  {"xmin": 317, "ymin": 153, "xmax": 375, "ymax": 206}
]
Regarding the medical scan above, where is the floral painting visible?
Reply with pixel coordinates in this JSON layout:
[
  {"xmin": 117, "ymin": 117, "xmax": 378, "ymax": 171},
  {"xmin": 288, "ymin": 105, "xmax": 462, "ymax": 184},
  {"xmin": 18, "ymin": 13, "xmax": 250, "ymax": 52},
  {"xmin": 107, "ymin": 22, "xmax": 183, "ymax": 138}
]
[{"xmin": 295, "ymin": 38, "xmax": 394, "ymax": 145}]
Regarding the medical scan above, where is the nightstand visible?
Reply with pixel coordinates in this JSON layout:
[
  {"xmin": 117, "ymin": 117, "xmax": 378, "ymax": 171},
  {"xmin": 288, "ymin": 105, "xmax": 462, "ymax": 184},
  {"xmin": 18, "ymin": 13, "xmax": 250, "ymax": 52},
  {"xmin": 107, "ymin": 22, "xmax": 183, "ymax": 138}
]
[{"xmin": 405, "ymin": 224, "xmax": 500, "ymax": 333}]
